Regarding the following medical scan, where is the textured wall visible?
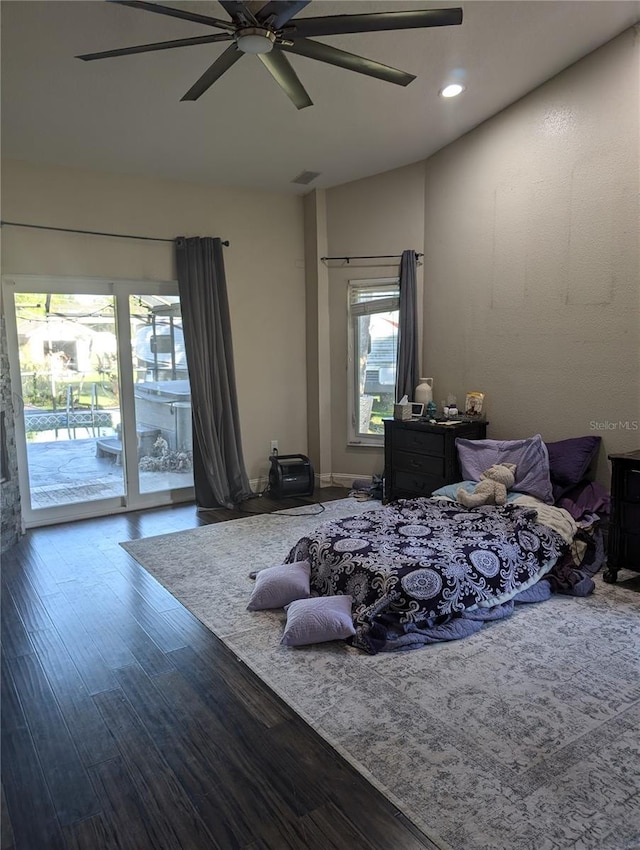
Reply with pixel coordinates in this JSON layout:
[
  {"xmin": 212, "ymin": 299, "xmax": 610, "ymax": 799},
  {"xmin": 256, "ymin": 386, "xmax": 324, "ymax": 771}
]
[
  {"xmin": 320, "ymin": 28, "xmax": 638, "ymax": 485},
  {"xmin": 422, "ymin": 28, "xmax": 640, "ymax": 482},
  {"xmin": 303, "ymin": 190, "xmax": 332, "ymax": 483},
  {"xmin": 1, "ymin": 160, "xmax": 307, "ymax": 487},
  {"xmin": 325, "ymin": 162, "xmax": 426, "ymax": 481}
]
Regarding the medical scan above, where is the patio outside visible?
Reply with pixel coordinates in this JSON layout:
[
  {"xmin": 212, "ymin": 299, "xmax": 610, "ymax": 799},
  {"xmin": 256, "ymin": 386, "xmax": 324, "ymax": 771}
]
[
  {"xmin": 15, "ymin": 291, "xmax": 194, "ymax": 513},
  {"xmin": 27, "ymin": 435, "xmax": 193, "ymax": 509}
]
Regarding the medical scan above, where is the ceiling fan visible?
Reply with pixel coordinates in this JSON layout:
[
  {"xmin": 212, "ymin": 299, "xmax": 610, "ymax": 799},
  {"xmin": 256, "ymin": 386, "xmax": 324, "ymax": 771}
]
[{"xmin": 77, "ymin": 0, "xmax": 463, "ymax": 109}]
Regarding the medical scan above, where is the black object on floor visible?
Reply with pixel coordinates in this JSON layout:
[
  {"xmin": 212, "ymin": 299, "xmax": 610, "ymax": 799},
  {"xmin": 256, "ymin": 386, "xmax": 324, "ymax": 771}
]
[{"xmin": 268, "ymin": 453, "xmax": 315, "ymax": 498}]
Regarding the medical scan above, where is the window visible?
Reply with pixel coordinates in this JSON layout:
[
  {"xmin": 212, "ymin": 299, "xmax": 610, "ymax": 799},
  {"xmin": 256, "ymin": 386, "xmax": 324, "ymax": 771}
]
[{"xmin": 347, "ymin": 278, "xmax": 399, "ymax": 446}]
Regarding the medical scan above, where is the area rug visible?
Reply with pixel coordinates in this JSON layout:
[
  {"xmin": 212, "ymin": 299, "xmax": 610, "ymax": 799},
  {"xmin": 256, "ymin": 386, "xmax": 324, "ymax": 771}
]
[{"xmin": 122, "ymin": 498, "xmax": 640, "ymax": 850}]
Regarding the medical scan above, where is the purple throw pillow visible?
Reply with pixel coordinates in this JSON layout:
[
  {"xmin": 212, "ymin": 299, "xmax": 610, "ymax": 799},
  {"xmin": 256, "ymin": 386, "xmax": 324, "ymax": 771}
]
[
  {"xmin": 554, "ymin": 479, "xmax": 610, "ymax": 520},
  {"xmin": 456, "ymin": 434, "xmax": 553, "ymax": 504},
  {"xmin": 545, "ymin": 436, "xmax": 601, "ymax": 487},
  {"xmin": 247, "ymin": 561, "xmax": 311, "ymax": 611},
  {"xmin": 281, "ymin": 595, "xmax": 356, "ymax": 646}
]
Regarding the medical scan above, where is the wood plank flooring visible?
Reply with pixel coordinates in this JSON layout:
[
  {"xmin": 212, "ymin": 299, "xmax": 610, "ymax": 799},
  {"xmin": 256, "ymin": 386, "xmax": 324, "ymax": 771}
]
[{"xmin": 1, "ymin": 489, "xmax": 440, "ymax": 850}]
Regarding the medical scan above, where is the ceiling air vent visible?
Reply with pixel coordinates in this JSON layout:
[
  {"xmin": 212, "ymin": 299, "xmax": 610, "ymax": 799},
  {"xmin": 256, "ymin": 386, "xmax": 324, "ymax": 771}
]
[{"xmin": 291, "ymin": 170, "xmax": 321, "ymax": 185}]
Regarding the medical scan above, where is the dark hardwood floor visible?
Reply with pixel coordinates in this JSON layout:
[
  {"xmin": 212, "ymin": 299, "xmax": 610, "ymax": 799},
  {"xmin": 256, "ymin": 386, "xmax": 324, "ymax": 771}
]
[{"xmin": 1, "ymin": 489, "xmax": 439, "ymax": 850}]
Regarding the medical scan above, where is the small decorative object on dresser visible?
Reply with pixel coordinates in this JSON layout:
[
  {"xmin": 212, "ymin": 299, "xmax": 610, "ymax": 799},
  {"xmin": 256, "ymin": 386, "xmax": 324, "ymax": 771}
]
[
  {"xmin": 465, "ymin": 391, "xmax": 485, "ymax": 417},
  {"xmin": 414, "ymin": 377, "xmax": 433, "ymax": 406},
  {"xmin": 603, "ymin": 450, "xmax": 640, "ymax": 583},
  {"xmin": 383, "ymin": 418, "xmax": 488, "ymax": 502}
]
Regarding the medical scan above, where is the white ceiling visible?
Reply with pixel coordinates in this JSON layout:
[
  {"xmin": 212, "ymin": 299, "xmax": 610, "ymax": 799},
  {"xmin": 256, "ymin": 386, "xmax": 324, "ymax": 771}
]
[{"xmin": 2, "ymin": 0, "xmax": 639, "ymax": 194}]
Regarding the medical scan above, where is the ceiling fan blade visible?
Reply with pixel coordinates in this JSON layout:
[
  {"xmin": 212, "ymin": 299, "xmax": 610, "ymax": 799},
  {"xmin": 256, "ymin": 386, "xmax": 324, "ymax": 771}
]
[
  {"xmin": 77, "ymin": 33, "xmax": 233, "ymax": 61},
  {"xmin": 246, "ymin": 1, "xmax": 270, "ymax": 15},
  {"xmin": 218, "ymin": 1, "xmax": 258, "ymax": 25},
  {"xmin": 280, "ymin": 39, "xmax": 415, "ymax": 86},
  {"xmin": 283, "ymin": 7, "xmax": 462, "ymax": 38},
  {"xmin": 258, "ymin": 50, "xmax": 312, "ymax": 109},
  {"xmin": 256, "ymin": 1, "xmax": 310, "ymax": 28},
  {"xmin": 109, "ymin": 1, "xmax": 237, "ymax": 32},
  {"xmin": 181, "ymin": 45, "xmax": 243, "ymax": 101}
]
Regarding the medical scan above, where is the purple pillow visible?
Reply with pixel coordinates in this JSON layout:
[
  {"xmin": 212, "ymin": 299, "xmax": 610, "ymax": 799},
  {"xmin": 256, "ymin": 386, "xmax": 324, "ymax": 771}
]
[
  {"xmin": 456, "ymin": 434, "xmax": 553, "ymax": 504},
  {"xmin": 281, "ymin": 595, "xmax": 356, "ymax": 646},
  {"xmin": 555, "ymin": 480, "xmax": 610, "ymax": 520},
  {"xmin": 545, "ymin": 436, "xmax": 601, "ymax": 487},
  {"xmin": 247, "ymin": 561, "xmax": 311, "ymax": 611}
]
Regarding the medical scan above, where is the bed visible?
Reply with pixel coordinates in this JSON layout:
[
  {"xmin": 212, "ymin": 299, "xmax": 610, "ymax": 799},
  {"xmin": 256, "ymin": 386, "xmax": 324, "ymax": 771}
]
[{"xmin": 285, "ymin": 434, "xmax": 608, "ymax": 653}]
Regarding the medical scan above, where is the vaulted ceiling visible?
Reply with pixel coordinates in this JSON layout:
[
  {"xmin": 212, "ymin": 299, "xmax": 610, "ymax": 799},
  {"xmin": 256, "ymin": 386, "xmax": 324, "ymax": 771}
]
[{"xmin": 2, "ymin": 1, "xmax": 639, "ymax": 193}]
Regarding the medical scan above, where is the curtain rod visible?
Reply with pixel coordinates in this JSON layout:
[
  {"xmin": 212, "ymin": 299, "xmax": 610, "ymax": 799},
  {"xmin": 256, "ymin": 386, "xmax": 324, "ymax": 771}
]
[
  {"xmin": 0, "ymin": 220, "xmax": 230, "ymax": 246},
  {"xmin": 321, "ymin": 252, "xmax": 423, "ymax": 263}
]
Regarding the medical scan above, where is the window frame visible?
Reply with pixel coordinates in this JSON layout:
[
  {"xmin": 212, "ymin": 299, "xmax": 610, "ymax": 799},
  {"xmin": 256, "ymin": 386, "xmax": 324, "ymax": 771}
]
[{"xmin": 346, "ymin": 277, "xmax": 400, "ymax": 447}]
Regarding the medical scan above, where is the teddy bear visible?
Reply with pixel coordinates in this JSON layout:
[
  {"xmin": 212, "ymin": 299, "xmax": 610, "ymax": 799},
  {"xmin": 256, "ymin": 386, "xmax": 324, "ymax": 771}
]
[{"xmin": 456, "ymin": 463, "xmax": 517, "ymax": 507}]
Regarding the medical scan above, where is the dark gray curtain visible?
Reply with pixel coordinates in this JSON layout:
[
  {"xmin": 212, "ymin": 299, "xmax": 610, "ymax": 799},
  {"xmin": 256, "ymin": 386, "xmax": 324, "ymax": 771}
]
[
  {"xmin": 175, "ymin": 236, "xmax": 253, "ymax": 509},
  {"xmin": 395, "ymin": 249, "xmax": 419, "ymax": 402}
]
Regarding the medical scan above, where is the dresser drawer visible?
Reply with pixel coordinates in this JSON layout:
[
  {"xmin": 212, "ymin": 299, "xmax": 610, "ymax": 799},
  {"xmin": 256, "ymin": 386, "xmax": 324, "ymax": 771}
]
[
  {"xmin": 394, "ymin": 449, "xmax": 445, "ymax": 478},
  {"xmin": 384, "ymin": 419, "xmax": 487, "ymax": 505},
  {"xmin": 622, "ymin": 468, "xmax": 640, "ymax": 501},
  {"xmin": 620, "ymin": 502, "xmax": 640, "ymax": 532},
  {"xmin": 392, "ymin": 429, "xmax": 444, "ymax": 457},
  {"xmin": 393, "ymin": 470, "xmax": 445, "ymax": 498}
]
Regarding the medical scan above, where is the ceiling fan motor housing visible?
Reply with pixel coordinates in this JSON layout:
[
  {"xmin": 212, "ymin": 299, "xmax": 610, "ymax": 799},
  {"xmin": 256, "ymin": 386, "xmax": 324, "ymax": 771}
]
[{"xmin": 235, "ymin": 27, "xmax": 276, "ymax": 54}]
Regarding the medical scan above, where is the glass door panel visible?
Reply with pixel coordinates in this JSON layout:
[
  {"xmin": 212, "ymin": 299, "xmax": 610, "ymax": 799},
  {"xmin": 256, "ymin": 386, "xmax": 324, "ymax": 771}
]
[
  {"xmin": 6, "ymin": 277, "xmax": 195, "ymax": 527},
  {"xmin": 14, "ymin": 291, "xmax": 125, "ymax": 511},
  {"xmin": 129, "ymin": 295, "xmax": 194, "ymax": 494}
]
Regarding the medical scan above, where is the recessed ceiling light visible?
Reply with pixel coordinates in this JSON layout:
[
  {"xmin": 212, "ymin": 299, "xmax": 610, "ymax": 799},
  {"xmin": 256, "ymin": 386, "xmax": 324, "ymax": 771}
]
[{"xmin": 440, "ymin": 83, "xmax": 465, "ymax": 98}]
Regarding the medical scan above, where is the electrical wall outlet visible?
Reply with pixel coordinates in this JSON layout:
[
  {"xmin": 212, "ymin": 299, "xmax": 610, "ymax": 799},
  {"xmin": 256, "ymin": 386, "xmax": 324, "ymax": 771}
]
[{"xmin": 270, "ymin": 440, "xmax": 278, "ymax": 454}]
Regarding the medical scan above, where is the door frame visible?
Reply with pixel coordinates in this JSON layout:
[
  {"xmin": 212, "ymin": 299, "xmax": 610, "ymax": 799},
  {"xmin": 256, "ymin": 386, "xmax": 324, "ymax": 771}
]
[{"xmin": 2, "ymin": 274, "xmax": 195, "ymax": 528}]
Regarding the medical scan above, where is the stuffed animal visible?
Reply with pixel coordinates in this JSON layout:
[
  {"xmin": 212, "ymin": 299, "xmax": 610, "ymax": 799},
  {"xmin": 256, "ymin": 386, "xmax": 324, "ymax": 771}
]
[{"xmin": 456, "ymin": 463, "xmax": 517, "ymax": 507}]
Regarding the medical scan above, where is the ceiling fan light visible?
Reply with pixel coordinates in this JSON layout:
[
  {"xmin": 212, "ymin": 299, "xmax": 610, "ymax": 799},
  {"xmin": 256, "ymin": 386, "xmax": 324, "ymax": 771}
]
[
  {"xmin": 236, "ymin": 28, "xmax": 276, "ymax": 55},
  {"xmin": 440, "ymin": 83, "xmax": 465, "ymax": 98}
]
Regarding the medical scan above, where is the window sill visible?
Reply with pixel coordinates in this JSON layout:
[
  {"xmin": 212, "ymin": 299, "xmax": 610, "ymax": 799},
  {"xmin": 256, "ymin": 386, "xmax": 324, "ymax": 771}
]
[{"xmin": 347, "ymin": 439, "xmax": 384, "ymax": 449}]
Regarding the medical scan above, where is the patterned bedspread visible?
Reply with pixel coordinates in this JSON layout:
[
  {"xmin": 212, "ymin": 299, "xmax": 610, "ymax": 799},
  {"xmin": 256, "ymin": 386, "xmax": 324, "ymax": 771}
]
[{"xmin": 285, "ymin": 498, "xmax": 571, "ymax": 653}]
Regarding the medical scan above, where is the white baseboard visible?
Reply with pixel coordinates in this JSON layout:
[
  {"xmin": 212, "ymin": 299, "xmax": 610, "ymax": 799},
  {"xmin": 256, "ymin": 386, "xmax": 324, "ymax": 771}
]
[
  {"xmin": 249, "ymin": 476, "xmax": 268, "ymax": 494},
  {"xmin": 330, "ymin": 473, "xmax": 372, "ymax": 489}
]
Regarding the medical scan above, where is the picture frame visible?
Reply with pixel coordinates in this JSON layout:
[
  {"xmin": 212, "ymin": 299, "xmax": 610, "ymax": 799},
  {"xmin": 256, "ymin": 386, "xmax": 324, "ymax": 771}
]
[
  {"xmin": 465, "ymin": 392, "xmax": 485, "ymax": 417},
  {"xmin": 410, "ymin": 402, "xmax": 424, "ymax": 418}
]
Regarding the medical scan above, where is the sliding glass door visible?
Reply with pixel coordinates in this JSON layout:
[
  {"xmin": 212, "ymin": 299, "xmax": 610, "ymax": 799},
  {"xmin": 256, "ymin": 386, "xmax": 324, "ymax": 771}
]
[
  {"xmin": 12, "ymin": 291, "xmax": 125, "ymax": 513},
  {"xmin": 129, "ymin": 294, "xmax": 193, "ymax": 495},
  {"xmin": 3, "ymin": 276, "xmax": 194, "ymax": 526}
]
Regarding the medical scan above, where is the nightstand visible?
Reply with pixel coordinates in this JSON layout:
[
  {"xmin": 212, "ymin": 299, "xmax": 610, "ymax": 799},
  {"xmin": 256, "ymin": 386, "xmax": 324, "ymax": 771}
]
[
  {"xmin": 383, "ymin": 419, "xmax": 488, "ymax": 502},
  {"xmin": 603, "ymin": 450, "xmax": 640, "ymax": 583}
]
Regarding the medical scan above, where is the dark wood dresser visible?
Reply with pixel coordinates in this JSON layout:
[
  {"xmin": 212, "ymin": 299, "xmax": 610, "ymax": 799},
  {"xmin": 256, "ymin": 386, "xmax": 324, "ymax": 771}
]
[
  {"xmin": 383, "ymin": 419, "xmax": 488, "ymax": 502},
  {"xmin": 603, "ymin": 449, "xmax": 640, "ymax": 583}
]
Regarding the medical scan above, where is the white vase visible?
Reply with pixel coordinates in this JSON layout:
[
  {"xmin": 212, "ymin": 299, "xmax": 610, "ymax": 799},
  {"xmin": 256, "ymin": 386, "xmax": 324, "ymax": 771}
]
[{"xmin": 414, "ymin": 378, "xmax": 433, "ymax": 405}]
